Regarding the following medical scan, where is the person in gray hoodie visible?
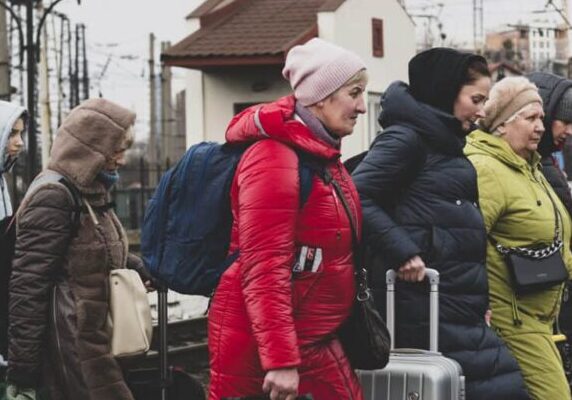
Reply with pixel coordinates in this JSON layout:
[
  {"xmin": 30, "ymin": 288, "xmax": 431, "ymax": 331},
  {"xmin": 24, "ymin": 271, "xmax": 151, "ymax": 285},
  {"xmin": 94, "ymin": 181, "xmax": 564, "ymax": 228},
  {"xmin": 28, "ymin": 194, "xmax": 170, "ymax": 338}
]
[{"xmin": 0, "ymin": 100, "xmax": 27, "ymax": 363}]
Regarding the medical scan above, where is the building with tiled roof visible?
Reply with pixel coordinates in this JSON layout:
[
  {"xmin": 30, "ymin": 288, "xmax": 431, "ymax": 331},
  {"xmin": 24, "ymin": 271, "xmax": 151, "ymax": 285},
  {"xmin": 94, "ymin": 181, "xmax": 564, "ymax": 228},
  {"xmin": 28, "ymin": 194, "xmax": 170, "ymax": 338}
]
[{"xmin": 162, "ymin": 0, "xmax": 415, "ymax": 157}]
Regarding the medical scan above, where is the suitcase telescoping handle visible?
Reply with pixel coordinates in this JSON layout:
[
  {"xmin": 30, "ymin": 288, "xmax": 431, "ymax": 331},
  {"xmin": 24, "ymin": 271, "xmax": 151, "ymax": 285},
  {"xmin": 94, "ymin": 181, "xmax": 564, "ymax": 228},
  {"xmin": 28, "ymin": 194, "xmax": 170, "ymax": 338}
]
[{"xmin": 386, "ymin": 268, "xmax": 440, "ymax": 352}]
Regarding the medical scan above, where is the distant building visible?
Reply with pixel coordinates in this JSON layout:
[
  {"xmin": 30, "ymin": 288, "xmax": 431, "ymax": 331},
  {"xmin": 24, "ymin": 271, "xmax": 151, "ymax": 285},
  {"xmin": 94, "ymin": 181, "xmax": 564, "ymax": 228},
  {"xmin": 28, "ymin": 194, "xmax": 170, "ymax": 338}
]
[
  {"xmin": 485, "ymin": 20, "xmax": 569, "ymax": 76},
  {"xmin": 162, "ymin": 0, "xmax": 416, "ymax": 158},
  {"xmin": 488, "ymin": 62, "xmax": 523, "ymax": 81}
]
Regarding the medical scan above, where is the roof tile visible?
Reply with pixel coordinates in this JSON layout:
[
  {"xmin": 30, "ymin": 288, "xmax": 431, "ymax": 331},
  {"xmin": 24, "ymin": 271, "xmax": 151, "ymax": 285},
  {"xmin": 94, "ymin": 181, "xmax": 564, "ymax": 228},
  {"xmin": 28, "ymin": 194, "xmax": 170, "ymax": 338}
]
[{"xmin": 164, "ymin": 0, "xmax": 342, "ymax": 60}]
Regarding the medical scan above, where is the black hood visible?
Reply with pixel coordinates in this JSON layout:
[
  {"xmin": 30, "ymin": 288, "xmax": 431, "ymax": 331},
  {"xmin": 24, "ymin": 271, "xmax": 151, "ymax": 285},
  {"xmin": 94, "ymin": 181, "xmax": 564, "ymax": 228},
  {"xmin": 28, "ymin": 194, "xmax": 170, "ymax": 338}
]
[
  {"xmin": 527, "ymin": 72, "xmax": 572, "ymax": 156},
  {"xmin": 409, "ymin": 47, "xmax": 487, "ymax": 115},
  {"xmin": 379, "ymin": 81, "xmax": 466, "ymax": 155}
]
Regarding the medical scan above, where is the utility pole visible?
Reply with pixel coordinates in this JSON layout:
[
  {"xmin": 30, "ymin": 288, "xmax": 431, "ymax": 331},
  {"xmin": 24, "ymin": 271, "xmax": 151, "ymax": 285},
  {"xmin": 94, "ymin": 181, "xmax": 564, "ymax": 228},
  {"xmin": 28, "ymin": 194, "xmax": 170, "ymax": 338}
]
[
  {"xmin": 39, "ymin": 1, "xmax": 52, "ymax": 168},
  {"xmin": 25, "ymin": 1, "xmax": 36, "ymax": 181},
  {"xmin": 66, "ymin": 16, "xmax": 72, "ymax": 110},
  {"xmin": 160, "ymin": 41, "xmax": 172, "ymax": 166},
  {"xmin": 148, "ymin": 32, "xmax": 157, "ymax": 185},
  {"xmin": 0, "ymin": 5, "xmax": 10, "ymax": 100},
  {"xmin": 473, "ymin": 0, "xmax": 484, "ymax": 52},
  {"xmin": 80, "ymin": 23, "xmax": 88, "ymax": 100},
  {"xmin": 53, "ymin": 12, "xmax": 66, "ymax": 125},
  {"xmin": 25, "ymin": 0, "xmax": 38, "ymax": 183},
  {"xmin": 73, "ymin": 22, "xmax": 79, "ymax": 106},
  {"xmin": 16, "ymin": 7, "xmax": 24, "ymax": 107}
]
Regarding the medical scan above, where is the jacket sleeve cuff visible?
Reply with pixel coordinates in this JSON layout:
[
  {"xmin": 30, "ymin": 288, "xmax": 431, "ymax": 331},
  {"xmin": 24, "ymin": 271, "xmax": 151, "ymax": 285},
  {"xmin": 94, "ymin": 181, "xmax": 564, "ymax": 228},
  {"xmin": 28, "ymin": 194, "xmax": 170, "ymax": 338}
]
[
  {"xmin": 369, "ymin": 230, "xmax": 422, "ymax": 270},
  {"xmin": 260, "ymin": 352, "xmax": 302, "ymax": 372}
]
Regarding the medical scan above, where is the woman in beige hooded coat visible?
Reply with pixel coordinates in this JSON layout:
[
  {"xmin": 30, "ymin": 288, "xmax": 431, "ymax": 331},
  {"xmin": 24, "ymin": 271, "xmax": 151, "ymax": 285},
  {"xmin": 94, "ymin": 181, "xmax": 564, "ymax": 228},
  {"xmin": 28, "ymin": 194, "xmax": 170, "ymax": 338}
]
[{"xmin": 6, "ymin": 99, "xmax": 148, "ymax": 400}]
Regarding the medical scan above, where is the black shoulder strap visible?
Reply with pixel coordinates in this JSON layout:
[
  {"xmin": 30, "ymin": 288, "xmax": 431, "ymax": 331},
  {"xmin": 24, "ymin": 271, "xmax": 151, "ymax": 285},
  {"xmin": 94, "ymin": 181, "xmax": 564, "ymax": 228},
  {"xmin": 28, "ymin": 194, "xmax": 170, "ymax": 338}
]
[
  {"xmin": 57, "ymin": 176, "xmax": 83, "ymax": 236},
  {"xmin": 322, "ymin": 169, "xmax": 370, "ymax": 296}
]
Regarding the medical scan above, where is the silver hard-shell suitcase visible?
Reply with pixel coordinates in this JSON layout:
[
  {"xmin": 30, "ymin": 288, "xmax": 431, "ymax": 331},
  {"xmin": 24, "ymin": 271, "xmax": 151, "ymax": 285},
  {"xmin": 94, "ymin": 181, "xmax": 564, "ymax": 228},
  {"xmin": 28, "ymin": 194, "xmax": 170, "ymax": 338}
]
[{"xmin": 357, "ymin": 268, "xmax": 465, "ymax": 400}]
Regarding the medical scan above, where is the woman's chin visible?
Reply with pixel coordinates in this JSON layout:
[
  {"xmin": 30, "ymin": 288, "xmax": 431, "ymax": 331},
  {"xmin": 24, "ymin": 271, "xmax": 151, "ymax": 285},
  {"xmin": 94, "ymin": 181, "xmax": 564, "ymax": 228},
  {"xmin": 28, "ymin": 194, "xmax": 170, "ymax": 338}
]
[{"xmin": 462, "ymin": 120, "xmax": 477, "ymax": 132}]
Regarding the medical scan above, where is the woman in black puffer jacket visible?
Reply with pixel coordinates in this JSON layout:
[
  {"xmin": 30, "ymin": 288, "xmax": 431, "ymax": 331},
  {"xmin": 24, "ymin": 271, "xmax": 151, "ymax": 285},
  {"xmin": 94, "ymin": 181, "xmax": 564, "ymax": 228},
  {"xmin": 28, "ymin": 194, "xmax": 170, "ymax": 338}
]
[{"xmin": 352, "ymin": 48, "xmax": 530, "ymax": 400}]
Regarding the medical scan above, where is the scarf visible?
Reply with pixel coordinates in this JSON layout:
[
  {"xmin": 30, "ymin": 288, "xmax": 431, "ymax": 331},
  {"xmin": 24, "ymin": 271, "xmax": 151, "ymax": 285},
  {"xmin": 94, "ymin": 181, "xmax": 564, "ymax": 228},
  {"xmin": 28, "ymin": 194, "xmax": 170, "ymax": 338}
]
[{"xmin": 295, "ymin": 102, "xmax": 341, "ymax": 149}]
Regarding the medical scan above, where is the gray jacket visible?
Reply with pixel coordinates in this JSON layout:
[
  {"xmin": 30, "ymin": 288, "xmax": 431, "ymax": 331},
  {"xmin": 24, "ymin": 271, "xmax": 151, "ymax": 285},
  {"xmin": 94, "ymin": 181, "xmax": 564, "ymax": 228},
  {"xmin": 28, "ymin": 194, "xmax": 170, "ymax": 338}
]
[{"xmin": 0, "ymin": 101, "xmax": 27, "ymax": 221}]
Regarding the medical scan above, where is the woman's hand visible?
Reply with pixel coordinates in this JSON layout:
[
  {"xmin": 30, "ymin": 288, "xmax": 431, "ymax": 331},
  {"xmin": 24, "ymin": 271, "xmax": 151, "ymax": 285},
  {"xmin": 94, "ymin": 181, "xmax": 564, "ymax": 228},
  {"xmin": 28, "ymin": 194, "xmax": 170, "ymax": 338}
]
[
  {"xmin": 127, "ymin": 254, "xmax": 156, "ymax": 292},
  {"xmin": 398, "ymin": 255, "xmax": 426, "ymax": 282},
  {"xmin": 143, "ymin": 279, "xmax": 156, "ymax": 292},
  {"xmin": 485, "ymin": 309, "xmax": 492, "ymax": 327},
  {"xmin": 262, "ymin": 368, "xmax": 299, "ymax": 400}
]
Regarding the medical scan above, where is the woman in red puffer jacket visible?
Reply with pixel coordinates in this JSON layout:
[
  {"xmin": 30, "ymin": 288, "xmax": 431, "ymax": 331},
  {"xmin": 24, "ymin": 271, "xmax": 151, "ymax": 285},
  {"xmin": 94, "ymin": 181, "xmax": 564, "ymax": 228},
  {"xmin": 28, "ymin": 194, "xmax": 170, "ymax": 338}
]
[{"xmin": 208, "ymin": 38, "xmax": 368, "ymax": 400}]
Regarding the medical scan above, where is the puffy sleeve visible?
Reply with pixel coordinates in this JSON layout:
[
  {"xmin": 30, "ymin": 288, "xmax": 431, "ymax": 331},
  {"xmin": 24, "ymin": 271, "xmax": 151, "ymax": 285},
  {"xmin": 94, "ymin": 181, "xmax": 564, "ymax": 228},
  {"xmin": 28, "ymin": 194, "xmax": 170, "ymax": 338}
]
[
  {"xmin": 234, "ymin": 140, "xmax": 301, "ymax": 371},
  {"xmin": 469, "ymin": 157, "xmax": 507, "ymax": 233},
  {"xmin": 7, "ymin": 184, "xmax": 73, "ymax": 387},
  {"xmin": 352, "ymin": 128, "xmax": 425, "ymax": 269}
]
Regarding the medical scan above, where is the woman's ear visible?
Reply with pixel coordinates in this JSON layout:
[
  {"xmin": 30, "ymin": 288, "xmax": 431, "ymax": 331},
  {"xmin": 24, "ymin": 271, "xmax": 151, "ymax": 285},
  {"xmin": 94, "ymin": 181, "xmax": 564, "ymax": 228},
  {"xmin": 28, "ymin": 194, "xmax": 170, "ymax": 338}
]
[{"xmin": 496, "ymin": 123, "xmax": 506, "ymax": 136}]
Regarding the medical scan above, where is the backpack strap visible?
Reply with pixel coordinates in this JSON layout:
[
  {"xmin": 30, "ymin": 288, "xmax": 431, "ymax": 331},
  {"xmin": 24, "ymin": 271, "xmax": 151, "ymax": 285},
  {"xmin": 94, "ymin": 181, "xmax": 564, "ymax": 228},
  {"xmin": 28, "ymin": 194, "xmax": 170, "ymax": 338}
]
[
  {"xmin": 295, "ymin": 150, "xmax": 329, "ymax": 208},
  {"xmin": 297, "ymin": 161, "xmax": 314, "ymax": 207},
  {"xmin": 24, "ymin": 171, "xmax": 83, "ymax": 236}
]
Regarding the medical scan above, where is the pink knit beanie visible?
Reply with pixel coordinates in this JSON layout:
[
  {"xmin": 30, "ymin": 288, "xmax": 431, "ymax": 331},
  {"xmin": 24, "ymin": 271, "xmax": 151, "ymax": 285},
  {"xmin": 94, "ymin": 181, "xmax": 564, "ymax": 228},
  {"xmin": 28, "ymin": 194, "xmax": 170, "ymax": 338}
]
[{"xmin": 282, "ymin": 38, "xmax": 367, "ymax": 106}]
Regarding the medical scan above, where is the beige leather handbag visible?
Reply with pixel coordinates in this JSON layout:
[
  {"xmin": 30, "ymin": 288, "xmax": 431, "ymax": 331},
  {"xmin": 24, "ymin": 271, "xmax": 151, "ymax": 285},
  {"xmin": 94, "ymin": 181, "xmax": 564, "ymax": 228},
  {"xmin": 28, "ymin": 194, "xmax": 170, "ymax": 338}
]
[{"xmin": 108, "ymin": 268, "xmax": 153, "ymax": 358}]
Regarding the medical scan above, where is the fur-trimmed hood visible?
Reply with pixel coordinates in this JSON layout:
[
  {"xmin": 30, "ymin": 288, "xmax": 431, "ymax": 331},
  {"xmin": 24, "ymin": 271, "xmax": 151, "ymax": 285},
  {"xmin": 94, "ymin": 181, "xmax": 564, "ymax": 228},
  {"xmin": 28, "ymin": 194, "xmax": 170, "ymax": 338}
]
[{"xmin": 47, "ymin": 98, "xmax": 135, "ymax": 195}]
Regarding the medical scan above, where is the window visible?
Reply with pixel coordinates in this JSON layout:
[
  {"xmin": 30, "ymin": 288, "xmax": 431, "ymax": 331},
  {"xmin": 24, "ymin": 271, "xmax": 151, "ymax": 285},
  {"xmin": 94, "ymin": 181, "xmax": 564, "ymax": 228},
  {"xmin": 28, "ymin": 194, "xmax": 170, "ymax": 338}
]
[
  {"xmin": 233, "ymin": 102, "xmax": 259, "ymax": 115},
  {"xmin": 372, "ymin": 19, "xmax": 384, "ymax": 58}
]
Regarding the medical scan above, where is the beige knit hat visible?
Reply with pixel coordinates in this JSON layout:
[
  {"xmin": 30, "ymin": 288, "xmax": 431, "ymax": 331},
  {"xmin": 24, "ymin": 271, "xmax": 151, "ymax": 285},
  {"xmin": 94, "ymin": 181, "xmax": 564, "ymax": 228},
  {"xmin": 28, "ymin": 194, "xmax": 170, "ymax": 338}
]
[{"xmin": 479, "ymin": 77, "xmax": 542, "ymax": 133}]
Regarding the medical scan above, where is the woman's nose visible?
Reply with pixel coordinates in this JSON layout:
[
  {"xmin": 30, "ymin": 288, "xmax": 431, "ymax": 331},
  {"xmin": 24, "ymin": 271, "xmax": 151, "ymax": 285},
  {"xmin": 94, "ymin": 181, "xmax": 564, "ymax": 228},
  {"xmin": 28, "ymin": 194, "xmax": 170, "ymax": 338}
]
[
  {"xmin": 356, "ymin": 97, "xmax": 366, "ymax": 114},
  {"xmin": 537, "ymin": 120, "xmax": 545, "ymax": 133}
]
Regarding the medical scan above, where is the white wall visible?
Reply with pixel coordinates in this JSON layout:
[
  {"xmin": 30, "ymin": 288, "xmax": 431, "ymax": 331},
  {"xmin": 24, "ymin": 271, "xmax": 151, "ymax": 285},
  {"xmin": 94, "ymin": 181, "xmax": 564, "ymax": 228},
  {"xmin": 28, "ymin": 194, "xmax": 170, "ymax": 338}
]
[
  {"xmin": 318, "ymin": 0, "xmax": 416, "ymax": 158},
  {"xmin": 202, "ymin": 67, "xmax": 291, "ymax": 142},
  {"xmin": 184, "ymin": 16, "xmax": 206, "ymax": 147}
]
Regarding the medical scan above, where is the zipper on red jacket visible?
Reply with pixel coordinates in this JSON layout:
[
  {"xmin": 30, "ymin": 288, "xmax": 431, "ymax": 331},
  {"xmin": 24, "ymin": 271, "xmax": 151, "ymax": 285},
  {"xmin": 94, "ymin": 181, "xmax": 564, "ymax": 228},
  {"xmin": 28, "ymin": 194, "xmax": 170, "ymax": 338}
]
[{"xmin": 329, "ymin": 172, "xmax": 343, "ymax": 241}]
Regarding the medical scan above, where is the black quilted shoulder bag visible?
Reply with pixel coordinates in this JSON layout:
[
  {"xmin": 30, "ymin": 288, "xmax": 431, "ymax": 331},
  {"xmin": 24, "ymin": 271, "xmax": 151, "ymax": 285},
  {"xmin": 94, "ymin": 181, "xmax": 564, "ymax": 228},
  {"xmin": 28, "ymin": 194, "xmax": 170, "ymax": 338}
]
[{"xmin": 491, "ymin": 187, "xmax": 568, "ymax": 294}]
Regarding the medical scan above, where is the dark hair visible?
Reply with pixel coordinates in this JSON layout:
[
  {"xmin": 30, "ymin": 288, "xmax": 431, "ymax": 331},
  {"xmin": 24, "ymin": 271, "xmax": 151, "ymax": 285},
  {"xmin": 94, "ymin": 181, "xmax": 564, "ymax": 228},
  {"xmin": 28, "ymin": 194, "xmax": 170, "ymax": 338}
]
[{"xmin": 463, "ymin": 59, "xmax": 491, "ymax": 85}]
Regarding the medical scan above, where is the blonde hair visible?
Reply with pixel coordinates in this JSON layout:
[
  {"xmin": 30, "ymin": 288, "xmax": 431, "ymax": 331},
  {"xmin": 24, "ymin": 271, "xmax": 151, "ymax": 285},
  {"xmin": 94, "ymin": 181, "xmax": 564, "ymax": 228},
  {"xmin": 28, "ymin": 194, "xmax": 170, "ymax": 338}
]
[
  {"xmin": 327, "ymin": 69, "xmax": 368, "ymax": 101},
  {"xmin": 343, "ymin": 69, "xmax": 368, "ymax": 87}
]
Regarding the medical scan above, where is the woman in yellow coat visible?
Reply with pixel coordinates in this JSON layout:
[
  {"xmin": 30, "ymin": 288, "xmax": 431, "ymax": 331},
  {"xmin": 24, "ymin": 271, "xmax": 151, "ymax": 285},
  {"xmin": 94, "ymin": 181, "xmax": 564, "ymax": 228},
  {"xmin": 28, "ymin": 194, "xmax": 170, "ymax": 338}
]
[{"xmin": 465, "ymin": 76, "xmax": 572, "ymax": 399}]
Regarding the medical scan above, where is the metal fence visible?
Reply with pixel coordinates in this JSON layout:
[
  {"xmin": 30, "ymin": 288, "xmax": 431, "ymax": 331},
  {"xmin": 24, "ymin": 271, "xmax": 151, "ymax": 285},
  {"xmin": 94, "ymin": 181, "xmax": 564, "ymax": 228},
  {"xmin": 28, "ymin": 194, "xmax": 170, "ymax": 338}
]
[{"xmin": 112, "ymin": 187, "xmax": 156, "ymax": 230}]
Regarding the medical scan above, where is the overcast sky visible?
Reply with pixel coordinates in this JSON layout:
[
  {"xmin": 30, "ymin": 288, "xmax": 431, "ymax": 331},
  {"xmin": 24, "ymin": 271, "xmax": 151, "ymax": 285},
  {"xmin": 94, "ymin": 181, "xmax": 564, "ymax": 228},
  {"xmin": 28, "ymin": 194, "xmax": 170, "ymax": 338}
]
[
  {"xmin": 45, "ymin": 0, "xmax": 570, "ymax": 141},
  {"xmin": 51, "ymin": 0, "xmax": 194, "ymax": 141}
]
